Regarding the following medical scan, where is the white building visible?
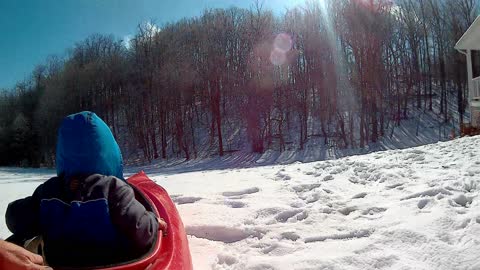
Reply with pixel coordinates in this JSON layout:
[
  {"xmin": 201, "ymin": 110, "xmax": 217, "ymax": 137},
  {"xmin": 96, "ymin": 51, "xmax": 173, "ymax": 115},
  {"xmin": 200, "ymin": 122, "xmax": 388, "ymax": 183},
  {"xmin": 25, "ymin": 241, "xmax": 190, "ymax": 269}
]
[{"xmin": 455, "ymin": 16, "xmax": 480, "ymax": 127}]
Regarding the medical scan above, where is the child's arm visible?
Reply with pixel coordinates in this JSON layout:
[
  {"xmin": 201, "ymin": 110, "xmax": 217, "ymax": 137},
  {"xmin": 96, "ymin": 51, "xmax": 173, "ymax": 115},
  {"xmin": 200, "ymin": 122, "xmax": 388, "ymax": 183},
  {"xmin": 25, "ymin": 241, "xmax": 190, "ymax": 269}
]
[
  {"xmin": 5, "ymin": 195, "xmax": 40, "ymax": 241},
  {"xmin": 108, "ymin": 179, "xmax": 160, "ymax": 253},
  {"xmin": 5, "ymin": 177, "xmax": 61, "ymax": 241}
]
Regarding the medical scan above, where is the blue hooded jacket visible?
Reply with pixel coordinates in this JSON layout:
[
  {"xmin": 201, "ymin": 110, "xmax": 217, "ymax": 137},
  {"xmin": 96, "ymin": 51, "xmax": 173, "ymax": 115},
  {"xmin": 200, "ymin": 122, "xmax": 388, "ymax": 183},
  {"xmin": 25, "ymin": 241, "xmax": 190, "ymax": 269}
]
[
  {"xmin": 6, "ymin": 111, "xmax": 159, "ymax": 267},
  {"xmin": 56, "ymin": 111, "xmax": 124, "ymax": 180}
]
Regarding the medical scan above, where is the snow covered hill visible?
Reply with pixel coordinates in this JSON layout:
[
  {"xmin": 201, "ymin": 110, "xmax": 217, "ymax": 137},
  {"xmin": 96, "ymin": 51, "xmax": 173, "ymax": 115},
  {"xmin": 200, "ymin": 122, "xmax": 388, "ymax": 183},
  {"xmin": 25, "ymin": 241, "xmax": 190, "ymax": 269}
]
[{"xmin": 1, "ymin": 136, "xmax": 480, "ymax": 270}]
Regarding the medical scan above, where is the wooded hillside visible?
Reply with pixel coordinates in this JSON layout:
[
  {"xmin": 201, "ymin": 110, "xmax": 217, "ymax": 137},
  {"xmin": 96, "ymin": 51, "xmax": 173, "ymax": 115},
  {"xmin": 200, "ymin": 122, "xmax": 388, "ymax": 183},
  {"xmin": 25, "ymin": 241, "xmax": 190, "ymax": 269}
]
[{"xmin": 0, "ymin": 0, "xmax": 477, "ymax": 166}]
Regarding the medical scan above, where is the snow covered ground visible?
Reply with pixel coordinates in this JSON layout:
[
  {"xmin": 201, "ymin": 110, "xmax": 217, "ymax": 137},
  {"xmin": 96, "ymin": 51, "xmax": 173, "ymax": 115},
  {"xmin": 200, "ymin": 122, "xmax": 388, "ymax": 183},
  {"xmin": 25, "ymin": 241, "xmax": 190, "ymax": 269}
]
[{"xmin": 1, "ymin": 136, "xmax": 480, "ymax": 269}]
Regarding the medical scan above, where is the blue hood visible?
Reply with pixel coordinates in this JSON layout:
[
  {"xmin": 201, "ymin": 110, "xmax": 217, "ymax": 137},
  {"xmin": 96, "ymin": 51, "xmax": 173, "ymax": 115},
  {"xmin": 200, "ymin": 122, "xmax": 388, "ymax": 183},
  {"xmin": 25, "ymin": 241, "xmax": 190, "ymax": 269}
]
[{"xmin": 56, "ymin": 111, "xmax": 124, "ymax": 180}]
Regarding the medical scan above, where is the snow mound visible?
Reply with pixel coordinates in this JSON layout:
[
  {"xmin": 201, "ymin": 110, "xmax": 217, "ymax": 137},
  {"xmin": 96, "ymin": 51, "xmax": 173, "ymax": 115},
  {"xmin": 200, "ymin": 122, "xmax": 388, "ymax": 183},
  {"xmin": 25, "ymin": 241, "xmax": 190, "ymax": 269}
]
[
  {"xmin": 304, "ymin": 229, "xmax": 373, "ymax": 243},
  {"xmin": 186, "ymin": 225, "xmax": 261, "ymax": 243},
  {"xmin": 172, "ymin": 195, "xmax": 203, "ymax": 205},
  {"xmin": 222, "ymin": 187, "xmax": 260, "ymax": 197}
]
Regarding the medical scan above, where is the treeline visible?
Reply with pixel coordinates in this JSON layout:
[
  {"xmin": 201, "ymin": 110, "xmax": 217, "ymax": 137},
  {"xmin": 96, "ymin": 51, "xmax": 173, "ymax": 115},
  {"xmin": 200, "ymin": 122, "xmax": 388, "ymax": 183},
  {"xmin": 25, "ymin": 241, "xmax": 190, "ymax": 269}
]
[{"xmin": 0, "ymin": 0, "xmax": 477, "ymax": 166}]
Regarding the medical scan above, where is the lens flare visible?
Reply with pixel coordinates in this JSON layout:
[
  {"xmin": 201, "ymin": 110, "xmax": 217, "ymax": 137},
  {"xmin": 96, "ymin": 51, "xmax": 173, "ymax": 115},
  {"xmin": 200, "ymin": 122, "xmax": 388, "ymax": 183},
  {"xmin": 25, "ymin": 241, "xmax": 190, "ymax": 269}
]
[
  {"xmin": 270, "ymin": 48, "xmax": 287, "ymax": 66},
  {"xmin": 273, "ymin": 33, "xmax": 293, "ymax": 52},
  {"xmin": 270, "ymin": 33, "xmax": 293, "ymax": 66}
]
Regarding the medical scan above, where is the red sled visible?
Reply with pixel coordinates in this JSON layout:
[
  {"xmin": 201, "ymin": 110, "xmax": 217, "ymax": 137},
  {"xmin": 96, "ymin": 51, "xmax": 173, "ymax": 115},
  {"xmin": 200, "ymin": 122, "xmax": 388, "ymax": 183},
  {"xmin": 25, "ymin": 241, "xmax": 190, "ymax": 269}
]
[{"xmin": 100, "ymin": 171, "xmax": 193, "ymax": 270}]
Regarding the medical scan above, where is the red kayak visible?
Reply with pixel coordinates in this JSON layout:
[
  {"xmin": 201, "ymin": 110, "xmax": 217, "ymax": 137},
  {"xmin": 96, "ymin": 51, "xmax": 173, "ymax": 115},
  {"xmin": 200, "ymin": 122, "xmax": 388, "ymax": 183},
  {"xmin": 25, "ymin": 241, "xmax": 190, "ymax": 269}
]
[
  {"xmin": 101, "ymin": 171, "xmax": 193, "ymax": 270},
  {"xmin": 5, "ymin": 171, "xmax": 191, "ymax": 270}
]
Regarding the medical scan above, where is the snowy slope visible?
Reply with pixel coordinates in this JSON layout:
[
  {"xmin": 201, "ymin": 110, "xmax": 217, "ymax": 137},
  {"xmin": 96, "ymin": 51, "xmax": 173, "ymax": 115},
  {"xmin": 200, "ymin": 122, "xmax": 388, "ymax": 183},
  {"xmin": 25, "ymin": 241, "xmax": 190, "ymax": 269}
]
[{"xmin": 1, "ymin": 136, "xmax": 480, "ymax": 270}]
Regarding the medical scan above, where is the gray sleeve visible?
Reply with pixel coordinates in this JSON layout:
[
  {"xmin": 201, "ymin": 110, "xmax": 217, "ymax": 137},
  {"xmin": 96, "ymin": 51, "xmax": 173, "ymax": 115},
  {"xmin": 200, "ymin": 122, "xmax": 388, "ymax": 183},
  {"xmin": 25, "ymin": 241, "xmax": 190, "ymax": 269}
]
[
  {"xmin": 108, "ymin": 179, "xmax": 159, "ymax": 253},
  {"xmin": 6, "ymin": 177, "xmax": 65, "ymax": 241},
  {"xmin": 5, "ymin": 184, "xmax": 44, "ymax": 240}
]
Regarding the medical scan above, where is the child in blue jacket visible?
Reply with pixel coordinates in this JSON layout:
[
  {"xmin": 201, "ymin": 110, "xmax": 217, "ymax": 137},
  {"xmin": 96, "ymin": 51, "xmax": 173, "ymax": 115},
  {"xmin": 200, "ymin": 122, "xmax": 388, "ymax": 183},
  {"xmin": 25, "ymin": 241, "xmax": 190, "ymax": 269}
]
[{"xmin": 6, "ymin": 111, "xmax": 162, "ymax": 268}]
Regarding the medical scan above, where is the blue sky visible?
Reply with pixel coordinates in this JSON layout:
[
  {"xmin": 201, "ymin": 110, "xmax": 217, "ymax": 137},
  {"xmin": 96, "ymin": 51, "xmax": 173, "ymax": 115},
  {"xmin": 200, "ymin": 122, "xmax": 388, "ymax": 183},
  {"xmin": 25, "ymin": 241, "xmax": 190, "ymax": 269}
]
[{"xmin": 0, "ymin": 0, "xmax": 302, "ymax": 90}]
